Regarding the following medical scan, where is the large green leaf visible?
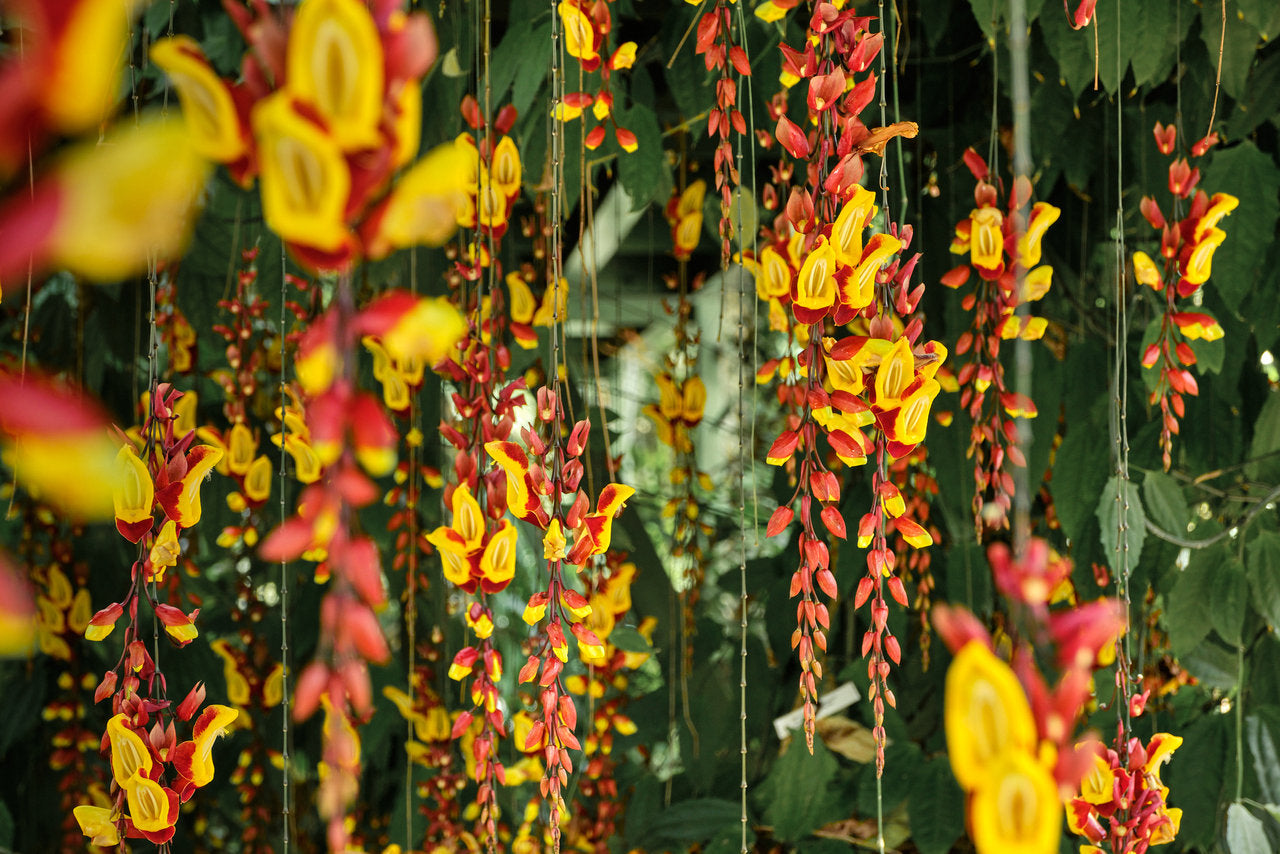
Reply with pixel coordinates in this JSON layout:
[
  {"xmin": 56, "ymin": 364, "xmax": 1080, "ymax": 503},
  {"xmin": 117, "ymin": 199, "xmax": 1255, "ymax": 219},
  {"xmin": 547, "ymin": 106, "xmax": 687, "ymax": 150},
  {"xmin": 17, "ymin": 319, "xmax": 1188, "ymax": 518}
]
[
  {"xmin": 1200, "ymin": 0, "xmax": 1262, "ymax": 100},
  {"xmin": 1128, "ymin": 0, "xmax": 1180, "ymax": 87},
  {"xmin": 615, "ymin": 100, "xmax": 670, "ymax": 213},
  {"xmin": 1238, "ymin": 0, "xmax": 1280, "ymax": 38},
  {"xmin": 1212, "ymin": 558, "xmax": 1250, "ymax": 645},
  {"xmin": 759, "ymin": 738, "xmax": 841, "ymax": 843},
  {"xmin": 1038, "ymin": 4, "xmax": 1095, "ymax": 96},
  {"xmin": 1054, "ymin": 418, "xmax": 1111, "ymax": 547},
  {"xmin": 1201, "ymin": 142, "xmax": 1280, "ymax": 314},
  {"xmin": 1247, "ymin": 530, "xmax": 1280, "ymax": 628},
  {"xmin": 645, "ymin": 799, "xmax": 744, "ymax": 846},
  {"xmin": 1227, "ymin": 803, "xmax": 1271, "ymax": 854},
  {"xmin": 1245, "ymin": 392, "xmax": 1280, "ymax": 484},
  {"xmin": 1095, "ymin": 476, "xmax": 1147, "ymax": 579},
  {"xmin": 1166, "ymin": 714, "xmax": 1227, "ymax": 849},
  {"xmin": 1165, "ymin": 545, "xmax": 1224, "ymax": 655},
  {"xmin": 1247, "ymin": 710, "xmax": 1280, "ymax": 803},
  {"xmin": 1142, "ymin": 470, "xmax": 1188, "ymax": 534},
  {"xmin": 907, "ymin": 758, "xmax": 966, "ymax": 854}
]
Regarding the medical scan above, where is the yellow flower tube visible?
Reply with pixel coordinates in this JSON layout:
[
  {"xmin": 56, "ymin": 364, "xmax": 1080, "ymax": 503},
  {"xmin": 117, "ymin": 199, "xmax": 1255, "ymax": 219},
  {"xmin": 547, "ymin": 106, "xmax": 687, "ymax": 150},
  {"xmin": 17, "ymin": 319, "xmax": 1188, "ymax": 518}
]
[
  {"xmin": 968, "ymin": 751, "xmax": 1062, "ymax": 854},
  {"xmin": 944, "ymin": 641, "xmax": 1037, "ymax": 791},
  {"xmin": 286, "ymin": 0, "xmax": 384, "ymax": 151},
  {"xmin": 151, "ymin": 35, "xmax": 246, "ymax": 162}
]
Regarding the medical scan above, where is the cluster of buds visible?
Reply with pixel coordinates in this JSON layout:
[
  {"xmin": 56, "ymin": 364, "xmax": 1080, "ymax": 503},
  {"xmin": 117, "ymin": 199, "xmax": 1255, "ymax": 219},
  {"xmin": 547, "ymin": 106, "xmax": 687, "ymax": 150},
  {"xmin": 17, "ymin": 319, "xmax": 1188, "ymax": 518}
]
[
  {"xmin": 942, "ymin": 148, "xmax": 1059, "ymax": 536},
  {"xmin": 691, "ymin": 0, "xmax": 752, "ymax": 266},
  {"xmin": 156, "ymin": 266, "xmax": 200, "ymax": 376},
  {"xmin": 457, "ymin": 96, "xmax": 524, "ymax": 250},
  {"xmin": 936, "ymin": 540, "xmax": 1127, "ymax": 854},
  {"xmin": 564, "ymin": 555, "xmax": 651, "ymax": 853},
  {"xmin": 0, "ymin": 0, "xmax": 208, "ymax": 287},
  {"xmin": 1068, "ymin": 732, "xmax": 1182, "ymax": 853},
  {"xmin": 554, "ymin": 0, "xmax": 639, "ymax": 152},
  {"xmin": 1133, "ymin": 123, "xmax": 1236, "ymax": 470},
  {"xmin": 153, "ymin": 0, "xmax": 470, "ymax": 272},
  {"xmin": 885, "ymin": 446, "xmax": 942, "ymax": 668},
  {"xmin": 261, "ymin": 287, "xmax": 464, "ymax": 850},
  {"xmin": 485, "ymin": 390, "xmax": 634, "ymax": 839}
]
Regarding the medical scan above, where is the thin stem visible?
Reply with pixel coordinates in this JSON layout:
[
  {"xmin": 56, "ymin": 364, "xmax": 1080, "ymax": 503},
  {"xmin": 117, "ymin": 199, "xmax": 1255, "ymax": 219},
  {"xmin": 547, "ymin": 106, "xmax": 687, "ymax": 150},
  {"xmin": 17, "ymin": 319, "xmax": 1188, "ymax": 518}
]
[{"xmin": 279, "ymin": 241, "xmax": 292, "ymax": 854}]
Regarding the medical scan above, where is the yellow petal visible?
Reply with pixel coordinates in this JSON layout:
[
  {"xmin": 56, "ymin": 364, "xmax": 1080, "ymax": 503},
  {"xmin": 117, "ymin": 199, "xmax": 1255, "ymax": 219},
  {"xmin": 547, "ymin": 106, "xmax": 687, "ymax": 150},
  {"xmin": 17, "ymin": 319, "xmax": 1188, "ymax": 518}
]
[
  {"xmin": 151, "ymin": 36, "xmax": 246, "ymax": 162},
  {"xmin": 287, "ymin": 0, "xmax": 384, "ymax": 150}
]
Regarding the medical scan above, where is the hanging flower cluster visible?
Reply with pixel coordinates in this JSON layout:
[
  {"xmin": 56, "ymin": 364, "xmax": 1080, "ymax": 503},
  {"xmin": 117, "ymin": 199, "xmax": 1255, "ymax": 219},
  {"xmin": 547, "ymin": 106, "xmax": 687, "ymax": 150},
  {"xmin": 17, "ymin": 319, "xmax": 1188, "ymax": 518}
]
[
  {"xmin": 942, "ymin": 147, "xmax": 1059, "ymax": 537},
  {"xmin": 750, "ymin": 3, "xmax": 935, "ymax": 756},
  {"xmin": 458, "ymin": 96, "xmax": 524, "ymax": 250},
  {"xmin": 0, "ymin": 0, "xmax": 209, "ymax": 287},
  {"xmin": 690, "ymin": 0, "xmax": 752, "ymax": 265},
  {"xmin": 261, "ymin": 289, "xmax": 464, "ymax": 850},
  {"xmin": 937, "ymin": 540, "xmax": 1127, "ymax": 854},
  {"xmin": 153, "ymin": 0, "xmax": 468, "ymax": 273},
  {"xmin": 565, "ymin": 555, "xmax": 652, "ymax": 854},
  {"xmin": 554, "ymin": 0, "xmax": 640, "ymax": 152},
  {"xmin": 1133, "ymin": 123, "xmax": 1236, "ymax": 470},
  {"xmin": 1067, "ymin": 732, "xmax": 1182, "ymax": 852},
  {"xmin": 486, "ymin": 397, "xmax": 635, "ymax": 839},
  {"xmin": 74, "ymin": 385, "xmax": 237, "ymax": 845}
]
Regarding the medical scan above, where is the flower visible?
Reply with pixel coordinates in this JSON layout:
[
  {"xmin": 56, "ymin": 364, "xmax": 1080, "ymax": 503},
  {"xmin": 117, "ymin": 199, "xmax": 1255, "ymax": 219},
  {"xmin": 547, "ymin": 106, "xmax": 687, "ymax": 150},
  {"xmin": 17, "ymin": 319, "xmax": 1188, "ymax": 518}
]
[
  {"xmin": 944, "ymin": 641, "xmax": 1037, "ymax": 790},
  {"xmin": 287, "ymin": 0, "xmax": 384, "ymax": 151},
  {"xmin": 124, "ymin": 775, "xmax": 178, "ymax": 838},
  {"xmin": 174, "ymin": 445, "xmax": 225, "ymax": 527},
  {"xmin": 969, "ymin": 751, "xmax": 1062, "ymax": 854},
  {"xmin": 252, "ymin": 92, "xmax": 353, "ymax": 256},
  {"xmin": 114, "ymin": 443, "xmax": 155, "ymax": 542},
  {"xmin": 1018, "ymin": 202, "xmax": 1061, "ymax": 268},
  {"xmin": 793, "ymin": 239, "xmax": 838, "ymax": 322},
  {"xmin": 559, "ymin": 1, "xmax": 599, "ymax": 61},
  {"xmin": 106, "ymin": 714, "xmax": 154, "ymax": 787},
  {"xmin": 970, "ymin": 206, "xmax": 1005, "ymax": 270},
  {"xmin": 73, "ymin": 804, "xmax": 120, "ymax": 847},
  {"xmin": 173, "ymin": 704, "xmax": 239, "ymax": 790},
  {"xmin": 151, "ymin": 36, "xmax": 248, "ymax": 163}
]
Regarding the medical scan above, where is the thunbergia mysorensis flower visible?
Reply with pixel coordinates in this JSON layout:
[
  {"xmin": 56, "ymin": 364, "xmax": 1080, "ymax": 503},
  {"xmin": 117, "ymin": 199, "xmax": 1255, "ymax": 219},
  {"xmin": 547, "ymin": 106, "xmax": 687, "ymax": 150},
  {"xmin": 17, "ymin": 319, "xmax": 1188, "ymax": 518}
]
[
  {"xmin": 942, "ymin": 148, "xmax": 1060, "ymax": 537},
  {"xmin": 1134, "ymin": 122, "xmax": 1236, "ymax": 470}
]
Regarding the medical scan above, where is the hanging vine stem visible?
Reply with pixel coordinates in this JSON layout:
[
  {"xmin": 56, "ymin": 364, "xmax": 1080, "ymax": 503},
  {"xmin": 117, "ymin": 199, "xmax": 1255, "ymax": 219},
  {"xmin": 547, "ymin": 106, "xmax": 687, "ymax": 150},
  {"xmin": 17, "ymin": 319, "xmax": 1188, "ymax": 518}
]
[
  {"xmin": 1111, "ymin": 0, "xmax": 1135, "ymax": 755},
  {"xmin": 278, "ymin": 241, "xmax": 291, "ymax": 854},
  {"xmin": 1008, "ymin": 0, "xmax": 1034, "ymax": 550}
]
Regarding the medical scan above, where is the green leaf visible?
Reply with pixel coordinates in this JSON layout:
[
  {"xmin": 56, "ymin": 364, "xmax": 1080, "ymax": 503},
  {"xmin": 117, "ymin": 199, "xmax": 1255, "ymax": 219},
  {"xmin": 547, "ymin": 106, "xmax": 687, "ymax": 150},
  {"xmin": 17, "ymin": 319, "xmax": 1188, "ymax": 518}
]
[
  {"xmin": 1188, "ymin": 328, "xmax": 1226, "ymax": 374},
  {"xmin": 1054, "ymin": 419, "xmax": 1111, "ymax": 546},
  {"xmin": 1200, "ymin": 0, "xmax": 1262, "ymax": 100},
  {"xmin": 1228, "ymin": 52, "xmax": 1280, "ymax": 140},
  {"xmin": 1129, "ymin": 0, "xmax": 1179, "ymax": 87},
  {"xmin": 1247, "ymin": 530, "xmax": 1280, "ymax": 627},
  {"xmin": 1247, "ymin": 710, "xmax": 1280, "ymax": 803},
  {"xmin": 1238, "ymin": 0, "xmax": 1280, "ymax": 38},
  {"xmin": 1228, "ymin": 803, "xmax": 1271, "ymax": 854},
  {"xmin": 615, "ymin": 101, "xmax": 669, "ymax": 213},
  {"xmin": 1143, "ymin": 470, "xmax": 1188, "ymax": 534},
  {"xmin": 907, "ymin": 759, "xmax": 966, "ymax": 854},
  {"xmin": 1039, "ymin": 4, "xmax": 1095, "ymax": 96},
  {"xmin": 608, "ymin": 625, "xmax": 653, "ymax": 653},
  {"xmin": 1165, "ymin": 546, "xmax": 1223, "ymax": 655},
  {"xmin": 1096, "ymin": 477, "xmax": 1147, "ymax": 579},
  {"xmin": 646, "ymin": 799, "xmax": 744, "ymax": 845},
  {"xmin": 1245, "ymin": 392, "xmax": 1280, "ymax": 484},
  {"xmin": 1212, "ymin": 558, "xmax": 1249, "ymax": 644},
  {"xmin": 760, "ymin": 738, "xmax": 841, "ymax": 842},
  {"xmin": 1166, "ymin": 714, "xmax": 1227, "ymax": 849},
  {"xmin": 966, "ymin": 0, "xmax": 998, "ymax": 46},
  {"xmin": 1201, "ymin": 142, "xmax": 1280, "ymax": 314}
]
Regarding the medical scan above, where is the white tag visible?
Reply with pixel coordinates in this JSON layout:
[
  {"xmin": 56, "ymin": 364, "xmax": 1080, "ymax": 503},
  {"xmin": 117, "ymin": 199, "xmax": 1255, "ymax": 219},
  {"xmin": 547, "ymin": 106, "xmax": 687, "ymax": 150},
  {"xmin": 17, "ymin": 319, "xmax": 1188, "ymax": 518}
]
[{"xmin": 772, "ymin": 682, "xmax": 862, "ymax": 740}]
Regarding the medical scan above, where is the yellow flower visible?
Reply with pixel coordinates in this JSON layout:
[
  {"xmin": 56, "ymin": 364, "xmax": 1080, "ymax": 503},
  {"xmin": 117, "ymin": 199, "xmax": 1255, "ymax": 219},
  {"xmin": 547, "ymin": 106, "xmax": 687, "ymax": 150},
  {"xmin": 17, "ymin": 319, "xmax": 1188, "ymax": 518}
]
[
  {"xmin": 1182, "ymin": 228, "xmax": 1226, "ymax": 285},
  {"xmin": 148, "ymin": 520, "xmax": 181, "ymax": 581},
  {"xmin": 480, "ymin": 521, "xmax": 518, "ymax": 589},
  {"xmin": 794, "ymin": 240, "xmax": 837, "ymax": 315},
  {"xmin": 831, "ymin": 185, "xmax": 876, "ymax": 264},
  {"xmin": 544, "ymin": 519, "xmax": 568, "ymax": 560},
  {"xmin": 40, "ymin": 0, "xmax": 133, "ymax": 134},
  {"xmin": 227, "ymin": 423, "xmax": 255, "ymax": 476},
  {"xmin": 381, "ymin": 296, "xmax": 467, "ymax": 368},
  {"xmin": 1150, "ymin": 807, "xmax": 1181, "ymax": 845},
  {"xmin": 174, "ymin": 445, "xmax": 224, "ymax": 527},
  {"xmin": 4, "ymin": 429, "xmax": 119, "ymax": 521},
  {"xmin": 73, "ymin": 804, "xmax": 120, "ymax": 847},
  {"xmin": 846, "ymin": 233, "xmax": 902, "ymax": 310},
  {"xmin": 151, "ymin": 36, "xmax": 246, "ymax": 162},
  {"xmin": 490, "ymin": 136, "xmax": 522, "ymax": 197},
  {"xmin": 1078, "ymin": 752, "xmax": 1114, "ymax": 805},
  {"xmin": 1193, "ymin": 193, "xmax": 1238, "ymax": 242},
  {"xmin": 212, "ymin": 639, "xmax": 252, "ymax": 707},
  {"xmin": 874, "ymin": 337, "xmax": 915, "ymax": 405},
  {"xmin": 125, "ymin": 775, "xmax": 172, "ymax": 833},
  {"xmin": 286, "ymin": 0, "xmax": 384, "ymax": 151},
  {"xmin": 252, "ymin": 92, "xmax": 352, "ymax": 253},
  {"xmin": 1017, "ymin": 202, "xmax": 1060, "ymax": 268},
  {"xmin": 1022, "ymin": 265, "xmax": 1054, "ymax": 301},
  {"xmin": 970, "ymin": 206, "xmax": 1005, "ymax": 270},
  {"xmin": 1143, "ymin": 733, "xmax": 1182, "ymax": 777},
  {"xmin": 107, "ymin": 714, "xmax": 153, "ymax": 786},
  {"xmin": 944, "ymin": 642, "xmax": 1037, "ymax": 791},
  {"xmin": 559, "ymin": 1, "xmax": 598, "ymax": 60},
  {"xmin": 755, "ymin": 246, "xmax": 792, "ymax": 300},
  {"xmin": 969, "ymin": 751, "xmax": 1061, "ymax": 854},
  {"xmin": 244, "ymin": 455, "xmax": 273, "ymax": 503},
  {"xmin": 113, "ymin": 444, "xmax": 154, "ymax": 527},
  {"xmin": 48, "ymin": 117, "xmax": 209, "ymax": 282},
  {"xmin": 181, "ymin": 704, "xmax": 239, "ymax": 788}
]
